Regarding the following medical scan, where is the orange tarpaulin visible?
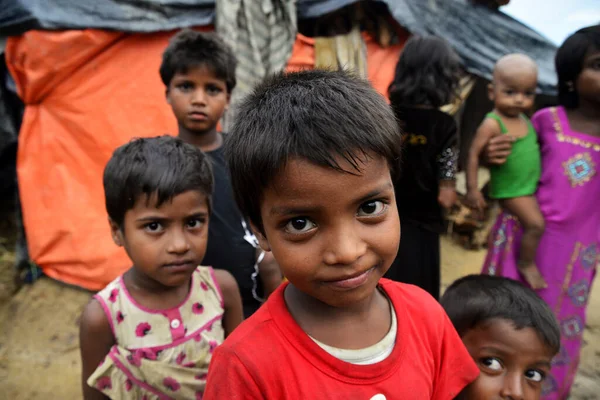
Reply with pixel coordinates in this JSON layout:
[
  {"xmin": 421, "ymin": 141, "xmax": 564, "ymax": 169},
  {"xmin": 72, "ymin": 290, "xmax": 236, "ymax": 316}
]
[{"xmin": 6, "ymin": 28, "xmax": 406, "ymax": 291}]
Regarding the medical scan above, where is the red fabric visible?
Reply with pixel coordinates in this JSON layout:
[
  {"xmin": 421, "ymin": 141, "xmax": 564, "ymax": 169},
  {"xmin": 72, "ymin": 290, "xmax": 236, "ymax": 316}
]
[{"xmin": 204, "ymin": 279, "xmax": 479, "ymax": 399}]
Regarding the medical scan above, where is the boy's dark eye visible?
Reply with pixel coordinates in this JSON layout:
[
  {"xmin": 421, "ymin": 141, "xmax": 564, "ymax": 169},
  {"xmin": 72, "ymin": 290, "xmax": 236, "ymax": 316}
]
[
  {"xmin": 357, "ymin": 200, "xmax": 386, "ymax": 217},
  {"xmin": 284, "ymin": 218, "xmax": 316, "ymax": 234},
  {"xmin": 525, "ymin": 369, "xmax": 545, "ymax": 382},
  {"xmin": 177, "ymin": 82, "xmax": 193, "ymax": 91},
  {"xmin": 144, "ymin": 222, "xmax": 163, "ymax": 233},
  {"xmin": 187, "ymin": 218, "xmax": 204, "ymax": 229},
  {"xmin": 480, "ymin": 357, "xmax": 503, "ymax": 371},
  {"xmin": 206, "ymin": 85, "xmax": 223, "ymax": 94}
]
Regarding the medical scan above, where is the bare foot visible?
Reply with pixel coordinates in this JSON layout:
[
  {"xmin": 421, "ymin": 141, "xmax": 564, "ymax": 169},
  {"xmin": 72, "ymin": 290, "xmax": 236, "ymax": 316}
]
[{"xmin": 518, "ymin": 263, "xmax": 548, "ymax": 290}]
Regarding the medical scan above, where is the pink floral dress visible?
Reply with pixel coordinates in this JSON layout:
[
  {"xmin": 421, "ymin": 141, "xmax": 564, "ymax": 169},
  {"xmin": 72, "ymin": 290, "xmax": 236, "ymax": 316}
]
[{"xmin": 87, "ymin": 267, "xmax": 225, "ymax": 399}]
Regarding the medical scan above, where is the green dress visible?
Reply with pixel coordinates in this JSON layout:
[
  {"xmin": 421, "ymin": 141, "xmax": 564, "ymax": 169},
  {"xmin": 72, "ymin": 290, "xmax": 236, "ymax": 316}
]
[{"xmin": 488, "ymin": 112, "xmax": 541, "ymax": 199}]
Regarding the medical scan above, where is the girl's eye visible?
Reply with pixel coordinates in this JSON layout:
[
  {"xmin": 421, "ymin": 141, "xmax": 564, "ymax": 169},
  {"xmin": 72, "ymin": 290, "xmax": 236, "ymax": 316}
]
[
  {"xmin": 525, "ymin": 369, "xmax": 545, "ymax": 382},
  {"xmin": 481, "ymin": 357, "xmax": 503, "ymax": 371},
  {"xmin": 357, "ymin": 200, "xmax": 387, "ymax": 217},
  {"xmin": 284, "ymin": 218, "xmax": 316, "ymax": 234},
  {"xmin": 144, "ymin": 222, "xmax": 163, "ymax": 233}
]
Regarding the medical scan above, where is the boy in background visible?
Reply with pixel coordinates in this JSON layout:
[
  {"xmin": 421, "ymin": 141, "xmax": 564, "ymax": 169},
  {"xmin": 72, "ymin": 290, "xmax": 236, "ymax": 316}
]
[{"xmin": 159, "ymin": 29, "xmax": 281, "ymax": 317}]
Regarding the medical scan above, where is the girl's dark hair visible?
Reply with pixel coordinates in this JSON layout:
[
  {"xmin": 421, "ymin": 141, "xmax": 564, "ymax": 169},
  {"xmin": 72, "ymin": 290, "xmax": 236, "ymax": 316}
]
[
  {"xmin": 104, "ymin": 135, "xmax": 213, "ymax": 229},
  {"xmin": 388, "ymin": 35, "xmax": 462, "ymax": 108},
  {"xmin": 556, "ymin": 24, "xmax": 600, "ymax": 109},
  {"xmin": 441, "ymin": 275, "xmax": 561, "ymax": 355}
]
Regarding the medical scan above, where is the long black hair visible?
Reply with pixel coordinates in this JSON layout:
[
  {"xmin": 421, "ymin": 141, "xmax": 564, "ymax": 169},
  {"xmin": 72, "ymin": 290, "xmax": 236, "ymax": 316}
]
[
  {"xmin": 388, "ymin": 35, "xmax": 462, "ymax": 108},
  {"xmin": 556, "ymin": 24, "xmax": 600, "ymax": 109}
]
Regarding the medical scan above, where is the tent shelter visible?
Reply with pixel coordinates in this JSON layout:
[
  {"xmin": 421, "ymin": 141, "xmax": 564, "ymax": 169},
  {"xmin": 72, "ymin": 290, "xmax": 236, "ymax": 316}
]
[{"xmin": 0, "ymin": 0, "xmax": 557, "ymax": 291}]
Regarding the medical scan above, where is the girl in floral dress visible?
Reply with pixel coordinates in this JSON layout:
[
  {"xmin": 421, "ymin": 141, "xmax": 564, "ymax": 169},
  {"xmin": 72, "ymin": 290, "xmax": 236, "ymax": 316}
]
[
  {"xmin": 79, "ymin": 136, "xmax": 243, "ymax": 400},
  {"xmin": 482, "ymin": 25, "xmax": 600, "ymax": 399}
]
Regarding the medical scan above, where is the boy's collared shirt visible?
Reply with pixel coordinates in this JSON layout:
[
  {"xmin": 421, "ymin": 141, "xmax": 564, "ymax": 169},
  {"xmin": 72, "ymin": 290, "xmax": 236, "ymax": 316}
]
[{"xmin": 204, "ymin": 279, "xmax": 479, "ymax": 399}]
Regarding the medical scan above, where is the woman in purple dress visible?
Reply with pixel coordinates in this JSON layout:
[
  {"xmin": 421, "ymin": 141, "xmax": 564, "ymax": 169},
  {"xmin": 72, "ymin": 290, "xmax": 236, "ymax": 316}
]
[{"xmin": 482, "ymin": 25, "xmax": 600, "ymax": 399}]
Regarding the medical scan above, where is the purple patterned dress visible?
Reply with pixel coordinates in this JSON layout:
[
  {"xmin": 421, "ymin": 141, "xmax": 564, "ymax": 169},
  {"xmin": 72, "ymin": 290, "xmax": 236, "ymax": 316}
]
[{"xmin": 482, "ymin": 106, "xmax": 600, "ymax": 399}]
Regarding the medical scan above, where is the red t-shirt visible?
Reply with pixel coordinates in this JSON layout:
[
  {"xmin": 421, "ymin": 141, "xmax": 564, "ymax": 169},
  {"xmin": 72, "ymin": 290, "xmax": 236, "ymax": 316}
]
[{"xmin": 204, "ymin": 279, "xmax": 478, "ymax": 399}]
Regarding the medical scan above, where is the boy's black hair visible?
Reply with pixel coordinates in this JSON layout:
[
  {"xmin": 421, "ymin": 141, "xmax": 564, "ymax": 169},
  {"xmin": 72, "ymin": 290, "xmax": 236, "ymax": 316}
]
[
  {"xmin": 160, "ymin": 29, "xmax": 237, "ymax": 93},
  {"xmin": 388, "ymin": 35, "xmax": 462, "ymax": 108},
  {"xmin": 556, "ymin": 24, "xmax": 600, "ymax": 109},
  {"xmin": 104, "ymin": 135, "xmax": 213, "ymax": 229},
  {"xmin": 440, "ymin": 274, "xmax": 561, "ymax": 354},
  {"xmin": 225, "ymin": 69, "xmax": 401, "ymax": 233}
]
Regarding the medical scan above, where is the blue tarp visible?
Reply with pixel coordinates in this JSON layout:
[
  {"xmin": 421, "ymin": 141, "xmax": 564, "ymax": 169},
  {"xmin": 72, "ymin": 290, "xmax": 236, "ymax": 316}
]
[
  {"xmin": 0, "ymin": 0, "xmax": 557, "ymax": 93},
  {"xmin": 0, "ymin": 0, "xmax": 215, "ymax": 35},
  {"xmin": 298, "ymin": 0, "xmax": 557, "ymax": 94}
]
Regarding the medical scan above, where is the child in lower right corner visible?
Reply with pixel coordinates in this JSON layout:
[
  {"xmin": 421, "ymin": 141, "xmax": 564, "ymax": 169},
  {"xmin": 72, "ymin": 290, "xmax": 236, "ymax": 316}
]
[
  {"xmin": 441, "ymin": 274, "xmax": 560, "ymax": 399},
  {"xmin": 466, "ymin": 53, "xmax": 547, "ymax": 290}
]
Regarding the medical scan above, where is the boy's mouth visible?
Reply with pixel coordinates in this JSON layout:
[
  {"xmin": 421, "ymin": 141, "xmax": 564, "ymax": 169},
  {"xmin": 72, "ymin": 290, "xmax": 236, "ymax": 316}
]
[
  {"xmin": 325, "ymin": 267, "xmax": 375, "ymax": 290},
  {"xmin": 189, "ymin": 111, "xmax": 208, "ymax": 121}
]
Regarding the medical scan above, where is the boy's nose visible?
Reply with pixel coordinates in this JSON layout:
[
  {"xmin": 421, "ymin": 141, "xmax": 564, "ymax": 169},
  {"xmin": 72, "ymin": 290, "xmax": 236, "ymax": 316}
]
[
  {"xmin": 191, "ymin": 89, "xmax": 207, "ymax": 105},
  {"xmin": 323, "ymin": 225, "xmax": 367, "ymax": 266},
  {"xmin": 499, "ymin": 373, "xmax": 524, "ymax": 400}
]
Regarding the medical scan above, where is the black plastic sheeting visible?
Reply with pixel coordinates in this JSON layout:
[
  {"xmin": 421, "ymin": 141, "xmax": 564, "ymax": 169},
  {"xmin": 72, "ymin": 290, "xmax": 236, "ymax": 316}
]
[
  {"xmin": 0, "ymin": 0, "xmax": 557, "ymax": 93},
  {"xmin": 299, "ymin": 0, "xmax": 557, "ymax": 94},
  {"xmin": 0, "ymin": 0, "xmax": 215, "ymax": 35}
]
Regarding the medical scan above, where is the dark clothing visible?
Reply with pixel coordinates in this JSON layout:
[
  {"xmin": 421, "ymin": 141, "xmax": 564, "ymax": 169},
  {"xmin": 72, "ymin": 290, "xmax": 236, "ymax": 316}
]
[
  {"xmin": 202, "ymin": 145, "xmax": 263, "ymax": 318},
  {"xmin": 386, "ymin": 106, "xmax": 458, "ymax": 299},
  {"xmin": 385, "ymin": 220, "xmax": 441, "ymax": 300},
  {"xmin": 393, "ymin": 106, "xmax": 458, "ymax": 234}
]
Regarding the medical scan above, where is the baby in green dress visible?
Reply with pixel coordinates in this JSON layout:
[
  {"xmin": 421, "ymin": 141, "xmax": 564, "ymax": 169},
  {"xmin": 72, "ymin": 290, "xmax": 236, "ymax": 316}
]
[{"xmin": 466, "ymin": 54, "xmax": 546, "ymax": 289}]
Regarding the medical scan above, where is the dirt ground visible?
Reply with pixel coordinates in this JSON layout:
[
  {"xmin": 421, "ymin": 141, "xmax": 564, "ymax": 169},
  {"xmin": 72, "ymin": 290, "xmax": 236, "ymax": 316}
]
[{"xmin": 1, "ymin": 236, "xmax": 599, "ymax": 399}]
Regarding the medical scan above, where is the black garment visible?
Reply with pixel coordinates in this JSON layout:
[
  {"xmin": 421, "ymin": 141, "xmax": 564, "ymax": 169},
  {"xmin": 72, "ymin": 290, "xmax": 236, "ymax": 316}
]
[
  {"xmin": 385, "ymin": 220, "xmax": 441, "ymax": 300},
  {"xmin": 385, "ymin": 106, "xmax": 457, "ymax": 299},
  {"xmin": 393, "ymin": 106, "xmax": 458, "ymax": 234},
  {"xmin": 202, "ymin": 145, "xmax": 263, "ymax": 318}
]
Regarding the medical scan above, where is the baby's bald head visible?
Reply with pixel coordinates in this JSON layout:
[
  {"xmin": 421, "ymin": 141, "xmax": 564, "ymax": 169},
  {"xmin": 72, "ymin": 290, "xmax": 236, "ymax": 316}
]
[
  {"xmin": 493, "ymin": 53, "xmax": 538, "ymax": 83},
  {"xmin": 489, "ymin": 54, "xmax": 538, "ymax": 116}
]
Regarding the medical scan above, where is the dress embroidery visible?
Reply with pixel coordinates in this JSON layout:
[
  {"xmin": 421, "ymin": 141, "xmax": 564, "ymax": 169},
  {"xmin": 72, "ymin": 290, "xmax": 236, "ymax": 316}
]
[
  {"xmin": 567, "ymin": 279, "xmax": 590, "ymax": 307},
  {"xmin": 437, "ymin": 146, "xmax": 458, "ymax": 180},
  {"xmin": 580, "ymin": 243, "xmax": 598, "ymax": 270},
  {"xmin": 551, "ymin": 107, "xmax": 600, "ymax": 152},
  {"xmin": 563, "ymin": 152, "xmax": 596, "ymax": 187},
  {"xmin": 560, "ymin": 316, "xmax": 584, "ymax": 339}
]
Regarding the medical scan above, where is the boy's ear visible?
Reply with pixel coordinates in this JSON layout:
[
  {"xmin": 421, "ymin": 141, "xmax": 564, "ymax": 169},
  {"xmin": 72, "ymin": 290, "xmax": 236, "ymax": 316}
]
[
  {"xmin": 487, "ymin": 83, "xmax": 495, "ymax": 102},
  {"xmin": 165, "ymin": 88, "xmax": 171, "ymax": 104},
  {"xmin": 224, "ymin": 93, "xmax": 231, "ymax": 111},
  {"xmin": 109, "ymin": 218, "xmax": 124, "ymax": 247},
  {"xmin": 250, "ymin": 222, "xmax": 271, "ymax": 252}
]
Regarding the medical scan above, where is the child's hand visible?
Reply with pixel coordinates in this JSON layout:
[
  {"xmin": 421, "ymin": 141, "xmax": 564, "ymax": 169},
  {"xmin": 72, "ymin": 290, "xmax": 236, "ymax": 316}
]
[
  {"xmin": 465, "ymin": 190, "xmax": 487, "ymax": 212},
  {"xmin": 438, "ymin": 187, "xmax": 457, "ymax": 210}
]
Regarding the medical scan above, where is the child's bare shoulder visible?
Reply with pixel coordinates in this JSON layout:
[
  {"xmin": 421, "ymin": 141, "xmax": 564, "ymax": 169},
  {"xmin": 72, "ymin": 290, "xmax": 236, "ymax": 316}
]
[
  {"xmin": 80, "ymin": 297, "xmax": 111, "ymax": 337},
  {"xmin": 479, "ymin": 116, "xmax": 503, "ymax": 135}
]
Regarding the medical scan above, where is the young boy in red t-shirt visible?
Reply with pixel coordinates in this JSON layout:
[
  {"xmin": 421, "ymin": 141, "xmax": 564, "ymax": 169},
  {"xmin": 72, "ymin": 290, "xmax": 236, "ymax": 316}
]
[{"xmin": 203, "ymin": 70, "xmax": 479, "ymax": 399}]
